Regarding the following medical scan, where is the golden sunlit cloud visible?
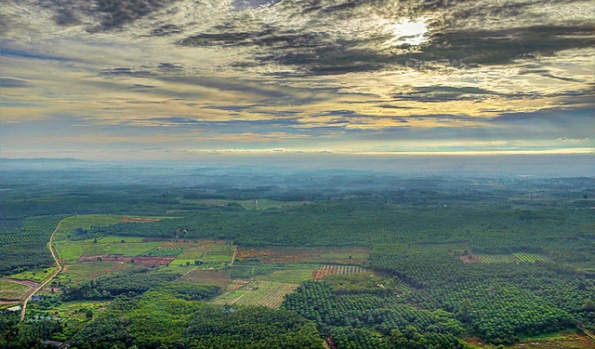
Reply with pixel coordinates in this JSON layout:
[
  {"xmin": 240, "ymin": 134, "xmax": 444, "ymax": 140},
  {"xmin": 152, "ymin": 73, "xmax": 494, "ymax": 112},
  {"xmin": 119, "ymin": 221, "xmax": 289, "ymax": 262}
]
[{"xmin": 0, "ymin": 0, "xmax": 592, "ymax": 159}]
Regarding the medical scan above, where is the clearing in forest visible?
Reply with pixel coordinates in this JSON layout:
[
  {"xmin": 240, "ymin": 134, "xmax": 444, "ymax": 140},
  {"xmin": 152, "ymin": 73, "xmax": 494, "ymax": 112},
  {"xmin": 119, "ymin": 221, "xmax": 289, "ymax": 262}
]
[
  {"xmin": 312, "ymin": 265, "xmax": 367, "ymax": 280},
  {"xmin": 212, "ymin": 281, "xmax": 298, "ymax": 309},
  {"xmin": 0, "ymin": 281, "xmax": 32, "ymax": 301},
  {"xmin": 476, "ymin": 253, "xmax": 551, "ymax": 264},
  {"xmin": 176, "ymin": 269, "xmax": 231, "ymax": 290},
  {"xmin": 171, "ymin": 240, "xmax": 235, "ymax": 268},
  {"xmin": 237, "ymin": 247, "xmax": 370, "ymax": 264}
]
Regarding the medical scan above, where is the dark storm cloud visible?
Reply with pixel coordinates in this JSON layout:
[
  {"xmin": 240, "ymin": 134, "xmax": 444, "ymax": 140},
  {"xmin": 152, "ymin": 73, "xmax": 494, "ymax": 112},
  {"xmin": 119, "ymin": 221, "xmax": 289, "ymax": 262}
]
[
  {"xmin": 90, "ymin": 0, "xmax": 179, "ymax": 31},
  {"xmin": 392, "ymin": 86, "xmax": 498, "ymax": 102},
  {"xmin": 157, "ymin": 63, "xmax": 184, "ymax": 73},
  {"xmin": 411, "ymin": 24, "xmax": 593, "ymax": 66},
  {"xmin": 38, "ymin": 0, "xmax": 180, "ymax": 30}
]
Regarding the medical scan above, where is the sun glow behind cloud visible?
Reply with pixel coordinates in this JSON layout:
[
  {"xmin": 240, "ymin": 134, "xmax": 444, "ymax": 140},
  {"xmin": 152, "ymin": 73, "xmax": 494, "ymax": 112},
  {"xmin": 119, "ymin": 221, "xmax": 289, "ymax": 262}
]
[
  {"xmin": 0, "ymin": 0, "xmax": 593, "ymax": 160},
  {"xmin": 387, "ymin": 19, "xmax": 429, "ymax": 46}
]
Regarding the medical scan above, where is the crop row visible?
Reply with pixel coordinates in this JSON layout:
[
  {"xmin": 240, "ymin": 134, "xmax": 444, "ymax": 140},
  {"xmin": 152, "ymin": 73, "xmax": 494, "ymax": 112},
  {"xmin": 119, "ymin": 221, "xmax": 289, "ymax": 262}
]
[{"xmin": 0, "ymin": 216, "xmax": 64, "ymax": 244}]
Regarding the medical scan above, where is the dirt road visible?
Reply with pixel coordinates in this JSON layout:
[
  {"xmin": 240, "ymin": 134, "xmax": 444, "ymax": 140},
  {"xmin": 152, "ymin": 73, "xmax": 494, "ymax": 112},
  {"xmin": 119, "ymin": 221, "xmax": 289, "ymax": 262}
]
[{"xmin": 19, "ymin": 217, "xmax": 68, "ymax": 323}]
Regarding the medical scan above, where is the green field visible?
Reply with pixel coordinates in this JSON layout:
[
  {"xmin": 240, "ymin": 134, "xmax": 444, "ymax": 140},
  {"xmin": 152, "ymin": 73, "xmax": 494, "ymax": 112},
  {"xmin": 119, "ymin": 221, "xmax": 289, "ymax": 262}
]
[
  {"xmin": 56, "ymin": 262, "xmax": 137, "ymax": 284},
  {"xmin": 9, "ymin": 267, "xmax": 57, "ymax": 283},
  {"xmin": 53, "ymin": 215, "xmax": 122, "ymax": 242},
  {"xmin": 55, "ymin": 242, "xmax": 93, "ymax": 261},
  {"xmin": 0, "ymin": 281, "xmax": 31, "ymax": 300},
  {"xmin": 79, "ymin": 241, "xmax": 162, "ymax": 257},
  {"xmin": 259, "ymin": 269, "xmax": 315, "ymax": 284},
  {"xmin": 97, "ymin": 236, "xmax": 145, "ymax": 243}
]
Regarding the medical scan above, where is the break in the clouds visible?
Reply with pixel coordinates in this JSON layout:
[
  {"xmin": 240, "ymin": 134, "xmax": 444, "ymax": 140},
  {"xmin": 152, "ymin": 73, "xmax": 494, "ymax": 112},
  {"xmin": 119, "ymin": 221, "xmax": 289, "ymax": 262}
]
[{"xmin": 0, "ymin": 0, "xmax": 593, "ymax": 159}]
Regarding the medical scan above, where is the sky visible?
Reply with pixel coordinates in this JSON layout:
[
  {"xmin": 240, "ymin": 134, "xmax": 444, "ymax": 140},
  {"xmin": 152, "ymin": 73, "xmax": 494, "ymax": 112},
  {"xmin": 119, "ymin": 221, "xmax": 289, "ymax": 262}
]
[{"xmin": 0, "ymin": 0, "xmax": 593, "ymax": 162}]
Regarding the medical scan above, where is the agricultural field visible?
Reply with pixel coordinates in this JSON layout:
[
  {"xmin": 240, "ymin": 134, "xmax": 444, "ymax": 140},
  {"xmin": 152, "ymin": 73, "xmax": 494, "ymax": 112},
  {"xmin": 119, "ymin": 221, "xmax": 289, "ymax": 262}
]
[
  {"xmin": 0, "ymin": 216, "xmax": 65, "ymax": 244},
  {"xmin": 176, "ymin": 269, "xmax": 231, "ymax": 290},
  {"xmin": 213, "ymin": 281, "xmax": 298, "ymax": 309},
  {"xmin": 259, "ymin": 269, "xmax": 316, "ymax": 284},
  {"xmin": 0, "ymin": 281, "xmax": 31, "ymax": 301},
  {"xmin": 171, "ymin": 240, "xmax": 235, "ymax": 268},
  {"xmin": 475, "ymin": 254, "xmax": 519, "ymax": 263},
  {"xmin": 312, "ymin": 264, "xmax": 367, "ymax": 280},
  {"xmin": 56, "ymin": 262, "xmax": 140, "ymax": 285},
  {"xmin": 476, "ymin": 253, "xmax": 551, "ymax": 264},
  {"xmin": 52, "ymin": 215, "xmax": 122, "ymax": 242},
  {"xmin": 513, "ymin": 252, "xmax": 552, "ymax": 263},
  {"xmin": 1, "ymin": 169, "xmax": 594, "ymax": 349},
  {"xmin": 9, "ymin": 267, "xmax": 57, "ymax": 283},
  {"xmin": 237, "ymin": 247, "xmax": 370, "ymax": 264}
]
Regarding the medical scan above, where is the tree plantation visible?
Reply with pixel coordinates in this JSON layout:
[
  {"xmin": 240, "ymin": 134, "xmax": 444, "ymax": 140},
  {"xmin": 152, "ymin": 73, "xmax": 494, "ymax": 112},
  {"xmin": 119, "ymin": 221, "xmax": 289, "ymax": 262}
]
[{"xmin": 0, "ymin": 163, "xmax": 594, "ymax": 348}]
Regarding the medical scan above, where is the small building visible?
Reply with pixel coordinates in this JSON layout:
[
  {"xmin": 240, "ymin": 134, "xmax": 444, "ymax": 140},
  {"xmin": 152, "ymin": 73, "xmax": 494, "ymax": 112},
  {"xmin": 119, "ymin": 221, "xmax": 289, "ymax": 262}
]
[{"xmin": 6, "ymin": 305, "xmax": 21, "ymax": 312}]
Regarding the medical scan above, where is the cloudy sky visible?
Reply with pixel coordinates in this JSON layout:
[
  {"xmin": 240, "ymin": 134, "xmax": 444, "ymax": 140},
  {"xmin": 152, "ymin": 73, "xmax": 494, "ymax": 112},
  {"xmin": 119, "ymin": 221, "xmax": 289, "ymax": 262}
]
[{"xmin": 1, "ymin": 0, "xmax": 593, "ymax": 160}]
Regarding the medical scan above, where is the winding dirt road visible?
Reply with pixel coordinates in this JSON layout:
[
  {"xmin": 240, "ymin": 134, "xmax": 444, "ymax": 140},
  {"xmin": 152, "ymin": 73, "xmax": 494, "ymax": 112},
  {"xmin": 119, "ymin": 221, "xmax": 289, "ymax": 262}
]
[{"xmin": 19, "ymin": 217, "xmax": 68, "ymax": 323}]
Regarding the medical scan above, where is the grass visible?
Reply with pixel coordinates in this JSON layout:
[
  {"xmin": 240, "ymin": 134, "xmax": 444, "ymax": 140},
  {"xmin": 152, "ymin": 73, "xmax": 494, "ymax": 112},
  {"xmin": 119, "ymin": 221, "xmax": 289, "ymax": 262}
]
[
  {"xmin": 0, "ymin": 281, "xmax": 31, "ymax": 300},
  {"xmin": 173, "ymin": 241, "xmax": 234, "ymax": 265},
  {"xmin": 55, "ymin": 241, "xmax": 93, "ymax": 261},
  {"xmin": 56, "ymin": 235, "xmax": 162, "ymax": 262},
  {"xmin": 79, "ymin": 242, "xmax": 162, "ymax": 257},
  {"xmin": 320, "ymin": 253, "xmax": 369, "ymax": 260},
  {"xmin": 506, "ymin": 330, "xmax": 595, "ymax": 349},
  {"xmin": 259, "ymin": 269, "xmax": 314, "ymax": 284},
  {"xmin": 53, "ymin": 215, "xmax": 122, "ymax": 242},
  {"xmin": 57, "ymin": 262, "xmax": 136, "ymax": 284},
  {"xmin": 176, "ymin": 269, "xmax": 231, "ymax": 289},
  {"xmin": 9, "ymin": 267, "xmax": 57, "ymax": 283},
  {"xmin": 97, "ymin": 236, "xmax": 145, "ymax": 243},
  {"xmin": 170, "ymin": 259, "xmax": 204, "ymax": 267}
]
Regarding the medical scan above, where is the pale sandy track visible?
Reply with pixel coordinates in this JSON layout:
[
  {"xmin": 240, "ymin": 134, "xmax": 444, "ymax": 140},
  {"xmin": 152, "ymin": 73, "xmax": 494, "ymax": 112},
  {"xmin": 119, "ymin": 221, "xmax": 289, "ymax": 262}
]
[{"xmin": 19, "ymin": 217, "xmax": 69, "ymax": 323}]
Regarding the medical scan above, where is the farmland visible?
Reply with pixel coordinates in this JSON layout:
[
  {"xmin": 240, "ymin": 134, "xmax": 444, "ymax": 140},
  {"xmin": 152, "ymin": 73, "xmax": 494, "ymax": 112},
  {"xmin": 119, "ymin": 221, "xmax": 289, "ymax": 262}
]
[
  {"xmin": 213, "ymin": 281, "xmax": 299, "ymax": 309},
  {"xmin": 476, "ymin": 253, "xmax": 552, "ymax": 264},
  {"xmin": 0, "ymin": 168, "xmax": 594, "ymax": 349},
  {"xmin": 0, "ymin": 281, "xmax": 31, "ymax": 302}
]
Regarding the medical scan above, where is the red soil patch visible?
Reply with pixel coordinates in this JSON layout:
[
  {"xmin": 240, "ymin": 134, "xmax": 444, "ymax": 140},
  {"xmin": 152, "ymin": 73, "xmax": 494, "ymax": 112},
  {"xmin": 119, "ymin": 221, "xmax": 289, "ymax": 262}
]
[
  {"xmin": 313, "ymin": 269, "xmax": 334, "ymax": 281},
  {"xmin": 77, "ymin": 255, "xmax": 174, "ymax": 267},
  {"xmin": 460, "ymin": 253, "xmax": 482, "ymax": 263},
  {"xmin": 312, "ymin": 265, "xmax": 366, "ymax": 280}
]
